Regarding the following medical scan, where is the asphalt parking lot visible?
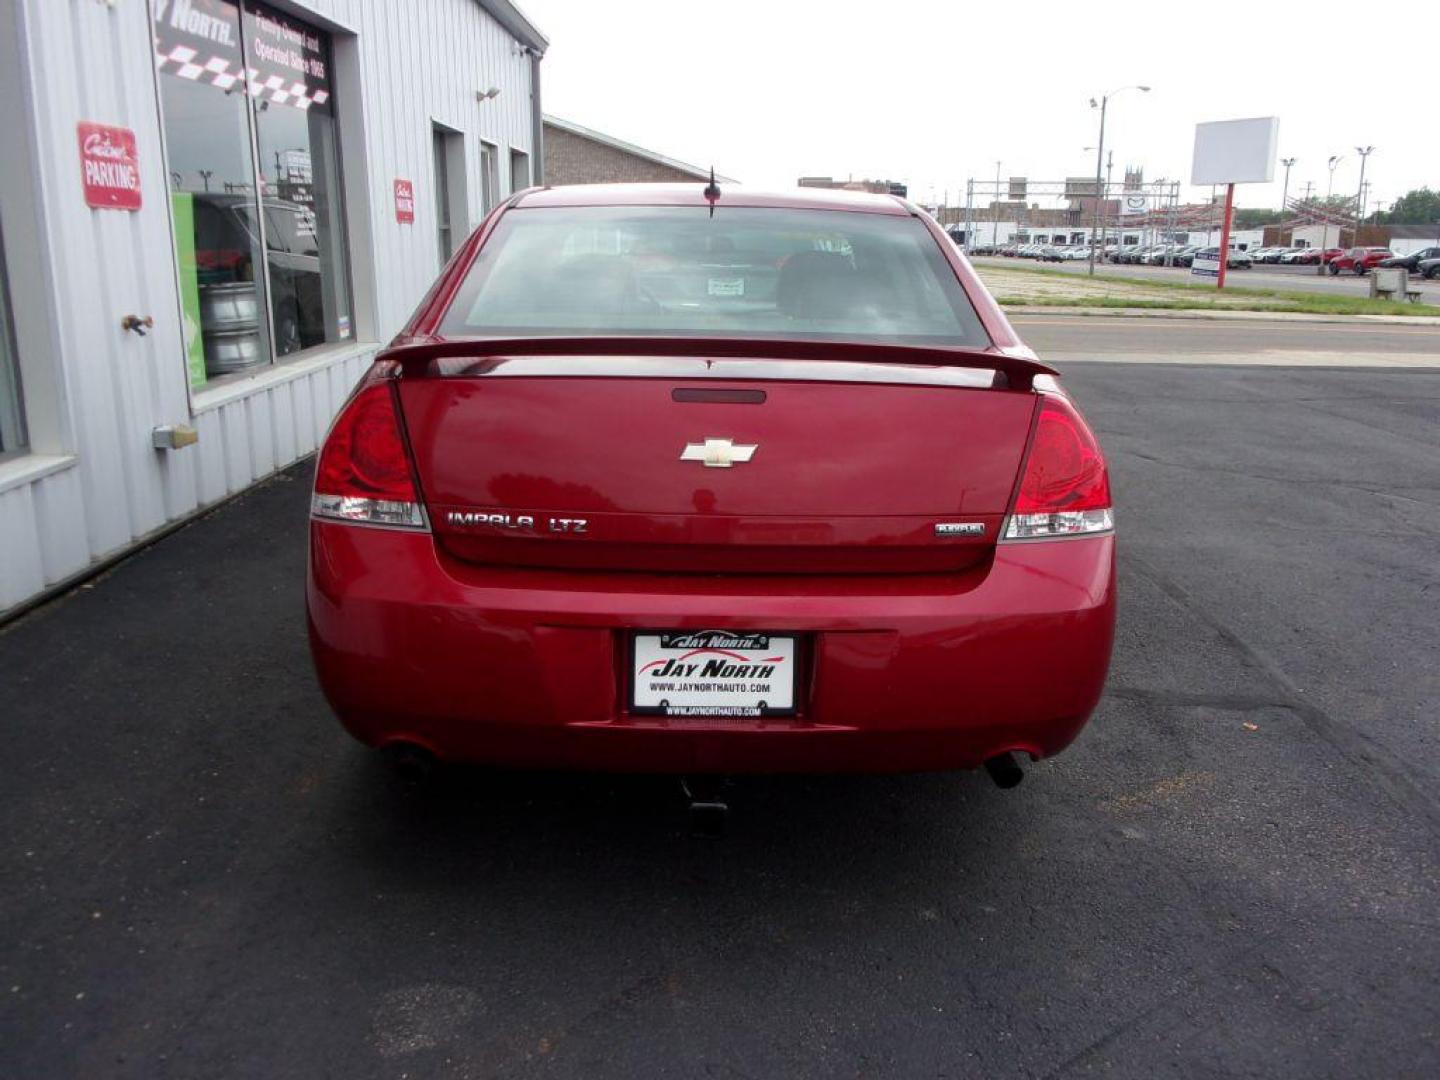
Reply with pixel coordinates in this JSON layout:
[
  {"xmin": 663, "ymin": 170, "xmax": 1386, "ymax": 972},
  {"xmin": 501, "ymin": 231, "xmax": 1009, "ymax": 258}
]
[{"xmin": 3, "ymin": 324, "xmax": 1438, "ymax": 1078}]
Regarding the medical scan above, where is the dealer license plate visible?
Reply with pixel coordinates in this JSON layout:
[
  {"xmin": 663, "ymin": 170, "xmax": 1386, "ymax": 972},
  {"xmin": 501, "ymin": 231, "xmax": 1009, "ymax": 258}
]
[
  {"xmin": 707, "ymin": 277, "xmax": 745, "ymax": 297},
  {"xmin": 630, "ymin": 631, "xmax": 797, "ymax": 717}
]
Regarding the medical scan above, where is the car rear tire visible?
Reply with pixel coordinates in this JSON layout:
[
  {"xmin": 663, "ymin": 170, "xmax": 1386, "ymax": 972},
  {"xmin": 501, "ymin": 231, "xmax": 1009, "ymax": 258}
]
[
  {"xmin": 1426, "ymin": 266, "xmax": 1440, "ymax": 280},
  {"xmin": 1329, "ymin": 263, "xmax": 1340, "ymax": 276}
]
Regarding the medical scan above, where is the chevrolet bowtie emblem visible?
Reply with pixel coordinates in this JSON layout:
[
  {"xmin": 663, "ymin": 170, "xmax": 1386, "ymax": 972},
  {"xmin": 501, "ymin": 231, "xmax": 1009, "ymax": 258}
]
[{"xmin": 680, "ymin": 438, "xmax": 758, "ymax": 468}]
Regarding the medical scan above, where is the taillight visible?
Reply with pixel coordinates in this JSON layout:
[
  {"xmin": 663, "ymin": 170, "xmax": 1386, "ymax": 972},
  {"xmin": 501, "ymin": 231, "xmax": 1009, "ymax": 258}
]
[
  {"xmin": 312, "ymin": 365, "xmax": 427, "ymax": 529},
  {"xmin": 1002, "ymin": 394, "xmax": 1113, "ymax": 541}
]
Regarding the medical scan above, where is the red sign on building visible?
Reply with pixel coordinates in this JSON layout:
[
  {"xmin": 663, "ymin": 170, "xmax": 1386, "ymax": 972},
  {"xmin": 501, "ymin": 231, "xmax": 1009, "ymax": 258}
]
[
  {"xmin": 394, "ymin": 179, "xmax": 415, "ymax": 224},
  {"xmin": 77, "ymin": 122, "xmax": 142, "ymax": 211}
]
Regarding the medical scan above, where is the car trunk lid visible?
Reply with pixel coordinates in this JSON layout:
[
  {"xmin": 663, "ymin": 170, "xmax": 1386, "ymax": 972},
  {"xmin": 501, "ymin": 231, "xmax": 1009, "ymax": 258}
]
[{"xmin": 394, "ymin": 339, "xmax": 1049, "ymax": 574}]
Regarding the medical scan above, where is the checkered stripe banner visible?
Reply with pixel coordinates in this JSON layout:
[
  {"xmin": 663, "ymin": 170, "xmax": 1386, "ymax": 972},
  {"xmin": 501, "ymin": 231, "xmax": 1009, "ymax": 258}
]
[{"xmin": 155, "ymin": 45, "xmax": 330, "ymax": 111}]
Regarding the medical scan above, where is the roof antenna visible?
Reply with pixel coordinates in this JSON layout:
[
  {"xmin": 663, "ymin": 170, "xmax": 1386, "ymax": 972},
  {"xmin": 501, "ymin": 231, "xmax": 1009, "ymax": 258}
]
[{"xmin": 703, "ymin": 166, "xmax": 720, "ymax": 218}]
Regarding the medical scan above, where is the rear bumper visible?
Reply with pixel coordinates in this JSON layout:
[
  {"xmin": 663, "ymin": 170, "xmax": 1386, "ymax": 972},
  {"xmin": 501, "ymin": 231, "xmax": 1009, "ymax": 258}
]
[{"xmin": 306, "ymin": 524, "xmax": 1116, "ymax": 773}]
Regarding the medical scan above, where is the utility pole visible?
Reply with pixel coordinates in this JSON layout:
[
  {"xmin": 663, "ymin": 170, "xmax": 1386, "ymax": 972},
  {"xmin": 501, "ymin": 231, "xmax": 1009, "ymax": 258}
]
[
  {"xmin": 993, "ymin": 161, "xmax": 1002, "ymax": 249},
  {"xmin": 1100, "ymin": 151, "xmax": 1113, "ymax": 253},
  {"xmin": 964, "ymin": 179, "xmax": 973, "ymax": 255},
  {"xmin": 1354, "ymin": 146, "xmax": 1374, "ymax": 241},
  {"xmin": 1301, "ymin": 180, "xmax": 1314, "ymax": 202}
]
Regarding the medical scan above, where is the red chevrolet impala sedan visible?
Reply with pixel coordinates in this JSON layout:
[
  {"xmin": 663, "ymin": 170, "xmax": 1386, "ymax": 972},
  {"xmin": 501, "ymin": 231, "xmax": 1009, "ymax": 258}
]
[{"xmin": 306, "ymin": 184, "xmax": 1115, "ymax": 784}]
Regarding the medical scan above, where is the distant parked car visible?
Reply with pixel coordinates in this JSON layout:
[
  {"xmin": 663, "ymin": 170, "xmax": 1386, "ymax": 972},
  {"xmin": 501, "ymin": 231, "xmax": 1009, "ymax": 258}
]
[
  {"xmin": 1417, "ymin": 257, "xmax": 1440, "ymax": 280},
  {"xmin": 1060, "ymin": 246, "xmax": 1092, "ymax": 261},
  {"xmin": 1378, "ymin": 247, "xmax": 1440, "ymax": 272},
  {"xmin": 1290, "ymin": 247, "xmax": 1341, "ymax": 266},
  {"xmin": 1276, "ymin": 248, "xmax": 1309, "ymax": 264},
  {"xmin": 1143, "ymin": 244, "xmax": 1192, "ymax": 266},
  {"xmin": 1328, "ymin": 247, "xmax": 1392, "ymax": 275},
  {"xmin": 1192, "ymin": 247, "xmax": 1253, "ymax": 270}
]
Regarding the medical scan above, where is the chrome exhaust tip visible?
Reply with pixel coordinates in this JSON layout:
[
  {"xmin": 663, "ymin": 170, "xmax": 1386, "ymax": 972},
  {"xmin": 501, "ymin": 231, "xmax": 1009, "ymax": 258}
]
[{"xmin": 984, "ymin": 751, "xmax": 1025, "ymax": 789}]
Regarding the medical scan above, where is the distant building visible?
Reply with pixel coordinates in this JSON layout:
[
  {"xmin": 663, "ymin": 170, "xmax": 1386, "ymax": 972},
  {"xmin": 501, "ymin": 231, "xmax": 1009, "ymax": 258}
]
[
  {"xmin": 1263, "ymin": 221, "xmax": 1440, "ymax": 255},
  {"xmin": 798, "ymin": 177, "xmax": 908, "ymax": 198},
  {"xmin": 543, "ymin": 116, "xmax": 733, "ymax": 186}
]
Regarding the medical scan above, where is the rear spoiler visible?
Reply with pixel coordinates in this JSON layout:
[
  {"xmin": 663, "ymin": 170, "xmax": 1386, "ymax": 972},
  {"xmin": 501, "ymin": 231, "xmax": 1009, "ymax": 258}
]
[{"xmin": 382, "ymin": 336, "xmax": 1056, "ymax": 391}]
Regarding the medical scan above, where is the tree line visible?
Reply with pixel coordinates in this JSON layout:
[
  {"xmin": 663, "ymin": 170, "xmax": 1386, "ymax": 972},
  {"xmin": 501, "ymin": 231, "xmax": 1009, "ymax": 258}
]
[{"xmin": 1233, "ymin": 187, "xmax": 1438, "ymax": 229}]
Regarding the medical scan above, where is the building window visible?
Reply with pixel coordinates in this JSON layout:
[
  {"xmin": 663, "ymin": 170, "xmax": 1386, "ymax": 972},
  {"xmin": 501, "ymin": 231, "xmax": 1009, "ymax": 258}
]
[
  {"xmin": 432, "ymin": 125, "xmax": 466, "ymax": 265},
  {"xmin": 434, "ymin": 128, "xmax": 452, "ymax": 262},
  {"xmin": 0, "ymin": 219, "xmax": 25, "ymax": 459},
  {"xmin": 509, "ymin": 148, "xmax": 529, "ymax": 194},
  {"xmin": 480, "ymin": 141, "xmax": 499, "ymax": 214},
  {"xmin": 154, "ymin": 0, "xmax": 353, "ymax": 388}
]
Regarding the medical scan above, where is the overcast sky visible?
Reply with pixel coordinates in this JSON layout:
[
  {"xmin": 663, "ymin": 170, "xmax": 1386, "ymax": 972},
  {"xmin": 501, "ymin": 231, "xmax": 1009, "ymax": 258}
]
[{"xmin": 521, "ymin": 0, "xmax": 1437, "ymax": 214}]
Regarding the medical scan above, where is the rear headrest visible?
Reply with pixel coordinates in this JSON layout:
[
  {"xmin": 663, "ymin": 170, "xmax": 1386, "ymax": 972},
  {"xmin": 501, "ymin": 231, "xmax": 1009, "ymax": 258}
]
[
  {"xmin": 538, "ymin": 254, "xmax": 637, "ymax": 312},
  {"xmin": 776, "ymin": 251, "xmax": 861, "ymax": 319}
]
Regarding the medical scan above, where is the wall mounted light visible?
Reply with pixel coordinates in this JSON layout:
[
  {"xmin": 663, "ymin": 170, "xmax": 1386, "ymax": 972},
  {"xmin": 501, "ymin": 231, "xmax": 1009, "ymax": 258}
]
[{"xmin": 476, "ymin": 87, "xmax": 501, "ymax": 102}]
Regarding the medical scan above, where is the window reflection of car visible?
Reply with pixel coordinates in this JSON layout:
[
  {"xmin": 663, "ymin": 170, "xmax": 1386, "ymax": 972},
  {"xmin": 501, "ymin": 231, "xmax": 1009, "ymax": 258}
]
[{"xmin": 193, "ymin": 193, "xmax": 324, "ymax": 355}]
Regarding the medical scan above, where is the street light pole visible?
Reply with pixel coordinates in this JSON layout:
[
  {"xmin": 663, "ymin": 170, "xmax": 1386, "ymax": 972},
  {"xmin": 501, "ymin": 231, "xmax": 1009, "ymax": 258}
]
[
  {"xmin": 1087, "ymin": 100, "xmax": 1108, "ymax": 277},
  {"xmin": 1320, "ymin": 154, "xmax": 1343, "ymax": 274},
  {"xmin": 1087, "ymin": 84, "xmax": 1150, "ymax": 277},
  {"xmin": 1354, "ymin": 146, "xmax": 1374, "ymax": 239},
  {"xmin": 1280, "ymin": 157, "xmax": 1295, "ymax": 213}
]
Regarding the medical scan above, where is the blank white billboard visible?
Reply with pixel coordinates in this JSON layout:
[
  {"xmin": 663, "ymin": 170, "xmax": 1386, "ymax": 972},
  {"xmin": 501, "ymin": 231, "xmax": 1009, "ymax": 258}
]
[{"xmin": 1191, "ymin": 117, "xmax": 1280, "ymax": 186}]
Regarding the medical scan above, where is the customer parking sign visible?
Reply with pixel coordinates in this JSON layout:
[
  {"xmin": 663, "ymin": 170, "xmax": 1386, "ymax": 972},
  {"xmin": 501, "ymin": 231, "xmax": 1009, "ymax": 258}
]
[{"xmin": 77, "ymin": 123, "xmax": 141, "ymax": 211}]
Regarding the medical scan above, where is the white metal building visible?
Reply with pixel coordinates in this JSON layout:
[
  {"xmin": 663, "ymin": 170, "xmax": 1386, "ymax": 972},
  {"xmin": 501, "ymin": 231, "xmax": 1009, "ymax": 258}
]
[{"xmin": 0, "ymin": 0, "xmax": 547, "ymax": 616}]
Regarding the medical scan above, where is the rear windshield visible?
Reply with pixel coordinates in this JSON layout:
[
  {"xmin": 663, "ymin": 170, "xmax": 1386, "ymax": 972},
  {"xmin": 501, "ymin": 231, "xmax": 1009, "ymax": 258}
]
[{"xmin": 439, "ymin": 206, "xmax": 989, "ymax": 346}]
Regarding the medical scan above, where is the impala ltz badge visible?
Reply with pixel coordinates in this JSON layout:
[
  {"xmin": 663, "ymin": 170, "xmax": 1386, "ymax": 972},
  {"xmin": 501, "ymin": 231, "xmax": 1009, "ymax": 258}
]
[
  {"xmin": 446, "ymin": 511, "xmax": 587, "ymax": 534},
  {"xmin": 935, "ymin": 522, "xmax": 986, "ymax": 537},
  {"xmin": 680, "ymin": 438, "xmax": 757, "ymax": 468}
]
